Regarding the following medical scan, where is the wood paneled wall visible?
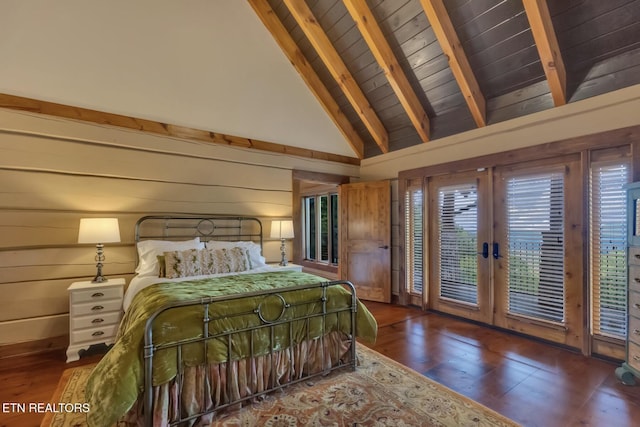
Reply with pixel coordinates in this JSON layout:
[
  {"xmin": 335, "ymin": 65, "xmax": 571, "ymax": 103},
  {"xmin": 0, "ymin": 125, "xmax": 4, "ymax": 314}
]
[{"xmin": 0, "ymin": 108, "xmax": 359, "ymax": 351}]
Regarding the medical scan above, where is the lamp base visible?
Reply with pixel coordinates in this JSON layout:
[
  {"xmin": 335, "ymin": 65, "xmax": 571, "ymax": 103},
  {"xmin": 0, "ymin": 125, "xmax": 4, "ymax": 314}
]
[
  {"xmin": 92, "ymin": 244, "xmax": 108, "ymax": 283},
  {"xmin": 92, "ymin": 275, "xmax": 108, "ymax": 283},
  {"xmin": 279, "ymin": 238, "xmax": 288, "ymax": 266}
]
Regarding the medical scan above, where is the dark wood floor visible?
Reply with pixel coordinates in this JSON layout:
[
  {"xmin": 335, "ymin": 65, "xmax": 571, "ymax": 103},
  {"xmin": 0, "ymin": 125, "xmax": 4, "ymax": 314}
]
[{"xmin": 1, "ymin": 302, "xmax": 639, "ymax": 427}]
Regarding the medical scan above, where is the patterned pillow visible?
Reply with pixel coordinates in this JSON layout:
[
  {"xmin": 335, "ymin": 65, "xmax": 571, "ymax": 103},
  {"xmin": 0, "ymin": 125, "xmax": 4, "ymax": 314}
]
[
  {"xmin": 163, "ymin": 248, "xmax": 203, "ymax": 279},
  {"xmin": 201, "ymin": 247, "xmax": 251, "ymax": 275}
]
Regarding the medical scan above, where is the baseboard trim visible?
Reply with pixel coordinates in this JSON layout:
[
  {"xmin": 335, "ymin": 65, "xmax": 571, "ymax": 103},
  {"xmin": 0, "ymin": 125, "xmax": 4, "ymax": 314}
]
[{"xmin": 0, "ymin": 334, "xmax": 68, "ymax": 359}]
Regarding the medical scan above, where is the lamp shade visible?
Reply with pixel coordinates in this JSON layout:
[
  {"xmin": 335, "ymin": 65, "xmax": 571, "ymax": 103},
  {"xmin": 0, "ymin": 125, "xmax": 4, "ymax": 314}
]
[
  {"xmin": 78, "ymin": 218, "xmax": 121, "ymax": 244},
  {"xmin": 270, "ymin": 220, "xmax": 294, "ymax": 239}
]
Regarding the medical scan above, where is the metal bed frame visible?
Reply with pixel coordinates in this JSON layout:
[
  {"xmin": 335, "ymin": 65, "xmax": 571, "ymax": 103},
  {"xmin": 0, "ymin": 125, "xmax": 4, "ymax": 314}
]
[
  {"xmin": 135, "ymin": 215, "xmax": 264, "ymax": 251},
  {"xmin": 133, "ymin": 216, "xmax": 358, "ymax": 426}
]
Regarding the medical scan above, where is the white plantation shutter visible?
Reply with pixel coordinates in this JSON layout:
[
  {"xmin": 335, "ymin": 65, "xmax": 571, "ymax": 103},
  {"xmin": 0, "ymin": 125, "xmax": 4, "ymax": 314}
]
[
  {"xmin": 590, "ymin": 160, "xmax": 629, "ymax": 338},
  {"xmin": 438, "ymin": 184, "xmax": 478, "ymax": 305},
  {"xmin": 506, "ymin": 172, "xmax": 565, "ymax": 322},
  {"xmin": 405, "ymin": 188, "xmax": 423, "ymax": 295}
]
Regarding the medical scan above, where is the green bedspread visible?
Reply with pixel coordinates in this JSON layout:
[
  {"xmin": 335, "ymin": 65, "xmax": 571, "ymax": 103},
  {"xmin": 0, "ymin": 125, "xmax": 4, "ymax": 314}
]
[{"xmin": 84, "ymin": 271, "xmax": 377, "ymax": 427}]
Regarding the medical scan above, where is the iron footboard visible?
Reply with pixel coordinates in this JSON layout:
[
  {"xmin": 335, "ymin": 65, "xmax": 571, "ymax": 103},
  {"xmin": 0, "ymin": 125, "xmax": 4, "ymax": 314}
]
[{"xmin": 142, "ymin": 280, "xmax": 358, "ymax": 427}]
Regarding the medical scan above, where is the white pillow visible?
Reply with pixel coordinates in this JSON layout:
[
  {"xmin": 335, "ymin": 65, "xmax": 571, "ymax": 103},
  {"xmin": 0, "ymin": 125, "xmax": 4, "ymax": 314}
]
[
  {"xmin": 205, "ymin": 240, "xmax": 266, "ymax": 268},
  {"xmin": 135, "ymin": 238, "xmax": 204, "ymax": 277}
]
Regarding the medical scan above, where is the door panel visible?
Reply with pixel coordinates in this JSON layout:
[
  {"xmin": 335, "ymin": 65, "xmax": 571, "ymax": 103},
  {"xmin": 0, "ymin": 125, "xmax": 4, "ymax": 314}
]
[
  {"xmin": 340, "ymin": 181, "xmax": 391, "ymax": 302},
  {"xmin": 429, "ymin": 171, "xmax": 492, "ymax": 323},
  {"xmin": 493, "ymin": 156, "xmax": 583, "ymax": 348}
]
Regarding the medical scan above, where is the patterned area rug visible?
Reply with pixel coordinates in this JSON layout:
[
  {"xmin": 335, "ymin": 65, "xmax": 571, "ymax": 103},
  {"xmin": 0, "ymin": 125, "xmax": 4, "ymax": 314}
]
[{"xmin": 42, "ymin": 346, "xmax": 519, "ymax": 427}]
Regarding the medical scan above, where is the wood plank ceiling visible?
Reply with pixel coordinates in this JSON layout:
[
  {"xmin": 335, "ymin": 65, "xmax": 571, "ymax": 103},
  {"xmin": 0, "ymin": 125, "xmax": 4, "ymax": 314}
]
[{"xmin": 251, "ymin": 0, "xmax": 640, "ymax": 159}]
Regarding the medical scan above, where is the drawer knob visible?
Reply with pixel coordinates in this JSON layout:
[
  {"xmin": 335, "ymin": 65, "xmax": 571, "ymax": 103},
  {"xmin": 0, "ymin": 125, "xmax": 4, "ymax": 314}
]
[
  {"xmin": 634, "ymin": 355, "xmax": 640, "ymax": 362},
  {"xmin": 635, "ymin": 254, "xmax": 640, "ymax": 259},
  {"xmin": 634, "ymin": 329, "xmax": 640, "ymax": 336},
  {"xmin": 91, "ymin": 292, "xmax": 104, "ymax": 298},
  {"xmin": 92, "ymin": 331, "xmax": 104, "ymax": 337},
  {"xmin": 91, "ymin": 305, "xmax": 104, "ymax": 311},
  {"xmin": 635, "ymin": 278, "xmax": 640, "ymax": 283},
  {"xmin": 635, "ymin": 303, "xmax": 640, "ymax": 310},
  {"xmin": 92, "ymin": 318, "xmax": 104, "ymax": 324}
]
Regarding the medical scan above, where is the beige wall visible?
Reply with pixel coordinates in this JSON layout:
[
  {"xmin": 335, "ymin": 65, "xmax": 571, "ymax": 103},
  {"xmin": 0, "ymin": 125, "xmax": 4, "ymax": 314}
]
[{"xmin": 0, "ymin": 108, "xmax": 359, "ymax": 347}]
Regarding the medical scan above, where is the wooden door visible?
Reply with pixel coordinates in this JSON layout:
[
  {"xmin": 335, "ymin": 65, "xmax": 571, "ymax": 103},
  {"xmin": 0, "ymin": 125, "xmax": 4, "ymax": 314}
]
[{"xmin": 339, "ymin": 181, "xmax": 391, "ymax": 302}]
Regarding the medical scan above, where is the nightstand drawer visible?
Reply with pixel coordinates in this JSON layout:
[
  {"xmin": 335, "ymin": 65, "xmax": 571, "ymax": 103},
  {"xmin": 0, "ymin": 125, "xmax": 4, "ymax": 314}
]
[
  {"xmin": 630, "ymin": 316, "xmax": 640, "ymax": 346},
  {"xmin": 628, "ymin": 342, "xmax": 640, "ymax": 372},
  {"xmin": 71, "ymin": 286, "xmax": 123, "ymax": 304},
  {"xmin": 630, "ymin": 247, "xmax": 640, "ymax": 265},
  {"xmin": 73, "ymin": 299, "xmax": 122, "ymax": 316},
  {"xmin": 630, "ymin": 266, "xmax": 640, "ymax": 292},
  {"xmin": 72, "ymin": 324, "xmax": 118, "ymax": 344},
  {"xmin": 630, "ymin": 292, "xmax": 640, "ymax": 317},
  {"xmin": 72, "ymin": 311, "xmax": 122, "ymax": 330}
]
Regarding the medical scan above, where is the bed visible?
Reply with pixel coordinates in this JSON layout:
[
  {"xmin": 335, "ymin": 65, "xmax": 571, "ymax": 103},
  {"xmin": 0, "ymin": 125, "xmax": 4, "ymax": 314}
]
[{"xmin": 84, "ymin": 216, "xmax": 378, "ymax": 427}]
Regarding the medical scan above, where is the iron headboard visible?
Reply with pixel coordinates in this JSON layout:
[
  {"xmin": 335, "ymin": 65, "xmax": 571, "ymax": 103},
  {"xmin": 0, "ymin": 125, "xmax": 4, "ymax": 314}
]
[{"xmin": 134, "ymin": 215, "xmax": 263, "ymax": 265}]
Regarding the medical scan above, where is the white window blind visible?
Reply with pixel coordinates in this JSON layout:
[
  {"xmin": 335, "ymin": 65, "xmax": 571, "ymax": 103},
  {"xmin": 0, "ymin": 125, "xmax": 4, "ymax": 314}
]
[
  {"xmin": 405, "ymin": 188, "xmax": 423, "ymax": 295},
  {"xmin": 506, "ymin": 172, "xmax": 565, "ymax": 323},
  {"xmin": 438, "ymin": 184, "xmax": 478, "ymax": 305},
  {"xmin": 590, "ymin": 160, "xmax": 629, "ymax": 338}
]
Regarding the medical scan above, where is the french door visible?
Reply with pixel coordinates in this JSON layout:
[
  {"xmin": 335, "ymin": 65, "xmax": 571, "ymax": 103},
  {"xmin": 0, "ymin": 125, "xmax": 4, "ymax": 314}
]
[
  {"xmin": 428, "ymin": 155, "xmax": 584, "ymax": 348},
  {"xmin": 428, "ymin": 170, "xmax": 492, "ymax": 323}
]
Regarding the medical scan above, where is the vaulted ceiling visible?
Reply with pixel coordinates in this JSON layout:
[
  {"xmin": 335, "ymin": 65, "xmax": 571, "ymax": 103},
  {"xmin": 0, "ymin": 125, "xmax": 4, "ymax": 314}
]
[
  {"xmin": 251, "ymin": 0, "xmax": 640, "ymax": 159},
  {"xmin": 2, "ymin": 1, "xmax": 639, "ymax": 165}
]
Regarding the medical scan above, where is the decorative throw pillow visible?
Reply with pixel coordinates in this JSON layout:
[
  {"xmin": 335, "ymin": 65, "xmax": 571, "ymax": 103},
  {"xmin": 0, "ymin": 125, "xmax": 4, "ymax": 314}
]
[
  {"xmin": 135, "ymin": 238, "xmax": 204, "ymax": 277},
  {"xmin": 164, "ymin": 248, "xmax": 203, "ymax": 279},
  {"xmin": 201, "ymin": 247, "xmax": 251, "ymax": 275},
  {"xmin": 206, "ymin": 241, "xmax": 265, "ymax": 267}
]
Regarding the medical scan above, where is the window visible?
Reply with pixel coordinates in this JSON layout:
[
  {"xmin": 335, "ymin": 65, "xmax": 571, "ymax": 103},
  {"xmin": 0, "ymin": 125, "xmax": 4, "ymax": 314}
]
[
  {"xmin": 303, "ymin": 193, "xmax": 338, "ymax": 265},
  {"xmin": 405, "ymin": 185, "xmax": 424, "ymax": 295},
  {"xmin": 438, "ymin": 183, "xmax": 479, "ymax": 305},
  {"xmin": 590, "ymin": 156, "xmax": 630, "ymax": 339},
  {"xmin": 505, "ymin": 171, "xmax": 565, "ymax": 323}
]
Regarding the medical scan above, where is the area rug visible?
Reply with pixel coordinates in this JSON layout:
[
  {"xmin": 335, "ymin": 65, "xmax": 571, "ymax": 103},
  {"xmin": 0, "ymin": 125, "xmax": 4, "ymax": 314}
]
[{"xmin": 42, "ymin": 346, "xmax": 519, "ymax": 427}]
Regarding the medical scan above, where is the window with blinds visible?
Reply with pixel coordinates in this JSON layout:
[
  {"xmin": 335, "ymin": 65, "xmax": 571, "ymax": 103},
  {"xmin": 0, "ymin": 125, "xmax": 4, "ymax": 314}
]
[
  {"xmin": 438, "ymin": 184, "xmax": 478, "ymax": 305},
  {"xmin": 506, "ymin": 172, "xmax": 565, "ymax": 323},
  {"xmin": 590, "ymin": 160, "xmax": 629, "ymax": 338},
  {"xmin": 405, "ymin": 188, "xmax": 423, "ymax": 295}
]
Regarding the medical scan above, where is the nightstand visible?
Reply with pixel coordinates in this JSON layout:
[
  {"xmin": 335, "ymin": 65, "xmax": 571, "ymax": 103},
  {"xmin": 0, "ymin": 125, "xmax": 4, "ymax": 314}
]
[
  {"xmin": 268, "ymin": 263, "xmax": 303, "ymax": 272},
  {"xmin": 66, "ymin": 278, "xmax": 125, "ymax": 363}
]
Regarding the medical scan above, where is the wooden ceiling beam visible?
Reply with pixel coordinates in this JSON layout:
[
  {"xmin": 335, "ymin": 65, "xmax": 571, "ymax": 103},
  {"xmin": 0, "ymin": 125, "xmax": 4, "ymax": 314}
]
[
  {"xmin": 522, "ymin": 0, "xmax": 567, "ymax": 106},
  {"xmin": 419, "ymin": 0, "xmax": 486, "ymax": 127},
  {"xmin": 344, "ymin": 0, "xmax": 430, "ymax": 143},
  {"xmin": 248, "ymin": 0, "xmax": 364, "ymax": 158},
  {"xmin": 0, "ymin": 93, "xmax": 360, "ymax": 166},
  {"xmin": 283, "ymin": 0, "xmax": 389, "ymax": 154}
]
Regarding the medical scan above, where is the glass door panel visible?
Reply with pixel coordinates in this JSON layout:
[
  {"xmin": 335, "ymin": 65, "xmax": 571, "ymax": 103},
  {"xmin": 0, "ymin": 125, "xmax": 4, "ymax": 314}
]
[{"xmin": 429, "ymin": 171, "xmax": 492, "ymax": 323}]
